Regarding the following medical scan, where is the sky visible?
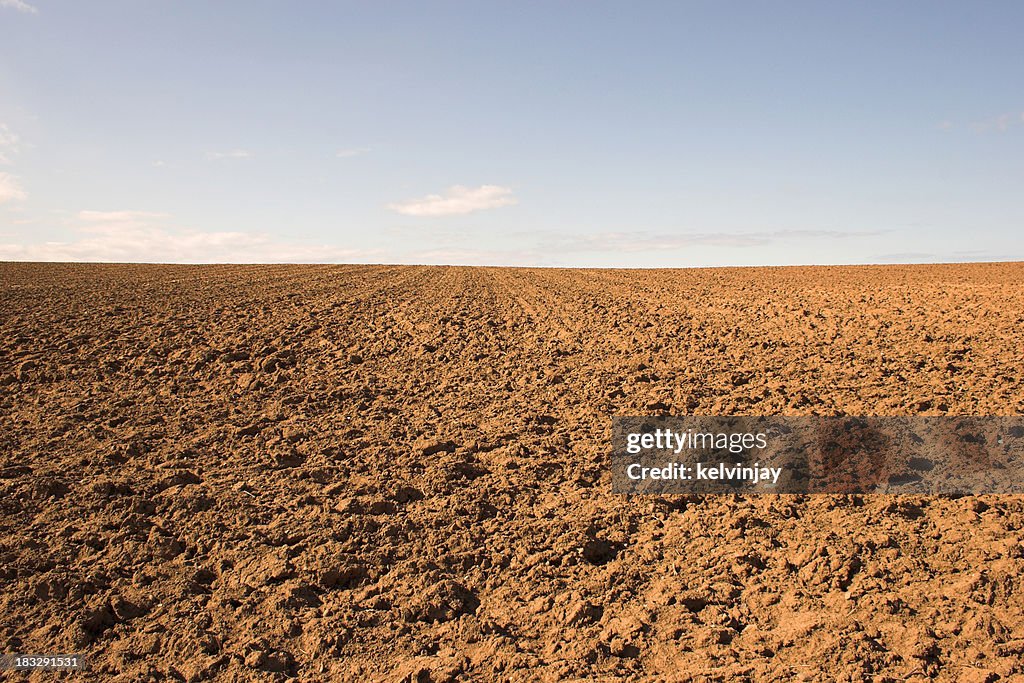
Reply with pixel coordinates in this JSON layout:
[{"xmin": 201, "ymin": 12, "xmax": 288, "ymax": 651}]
[{"xmin": 0, "ymin": 1, "xmax": 1022, "ymax": 267}]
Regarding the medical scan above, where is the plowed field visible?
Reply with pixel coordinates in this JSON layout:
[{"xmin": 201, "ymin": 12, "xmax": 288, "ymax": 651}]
[{"xmin": 2, "ymin": 262, "xmax": 1023, "ymax": 681}]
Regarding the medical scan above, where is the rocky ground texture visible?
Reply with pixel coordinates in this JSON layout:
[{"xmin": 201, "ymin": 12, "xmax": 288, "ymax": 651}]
[{"xmin": 1, "ymin": 262, "xmax": 1023, "ymax": 682}]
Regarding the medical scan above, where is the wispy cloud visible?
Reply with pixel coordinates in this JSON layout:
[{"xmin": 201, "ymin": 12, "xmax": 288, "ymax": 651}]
[
  {"xmin": 969, "ymin": 111, "xmax": 1024, "ymax": 134},
  {"xmin": 874, "ymin": 251, "xmax": 936, "ymax": 262},
  {"xmin": 0, "ymin": 0, "xmax": 38, "ymax": 14},
  {"xmin": 0, "ymin": 172, "xmax": 27, "ymax": 203},
  {"xmin": 336, "ymin": 147, "xmax": 370, "ymax": 158},
  {"xmin": 0, "ymin": 123, "xmax": 21, "ymax": 164},
  {"xmin": 205, "ymin": 149, "xmax": 253, "ymax": 161},
  {"xmin": 79, "ymin": 210, "xmax": 168, "ymax": 225},
  {"xmin": 401, "ymin": 229, "xmax": 884, "ymax": 267},
  {"xmin": 389, "ymin": 184, "xmax": 517, "ymax": 217},
  {"xmin": 875, "ymin": 249, "xmax": 1020, "ymax": 264},
  {"xmin": 406, "ymin": 247, "xmax": 542, "ymax": 267},
  {"xmin": 0, "ymin": 210, "xmax": 378, "ymax": 263},
  {"xmin": 522, "ymin": 228, "xmax": 884, "ymax": 253}
]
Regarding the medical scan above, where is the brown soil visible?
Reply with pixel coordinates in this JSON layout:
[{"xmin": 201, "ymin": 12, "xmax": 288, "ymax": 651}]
[{"xmin": 1, "ymin": 262, "xmax": 1023, "ymax": 682}]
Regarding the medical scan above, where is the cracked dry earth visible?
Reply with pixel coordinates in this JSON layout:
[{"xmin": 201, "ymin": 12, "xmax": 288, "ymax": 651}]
[{"xmin": 2, "ymin": 262, "xmax": 1024, "ymax": 683}]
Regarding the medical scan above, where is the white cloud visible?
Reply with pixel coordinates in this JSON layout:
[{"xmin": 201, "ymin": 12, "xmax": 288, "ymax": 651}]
[
  {"xmin": 0, "ymin": 172, "xmax": 27, "ymax": 203},
  {"xmin": 389, "ymin": 184, "xmax": 517, "ymax": 217},
  {"xmin": 0, "ymin": 0, "xmax": 38, "ymax": 13},
  {"xmin": 0, "ymin": 123, "xmax": 20, "ymax": 164},
  {"xmin": 0, "ymin": 210, "xmax": 378, "ymax": 263},
  {"xmin": 336, "ymin": 147, "xmax": 370, "ymax": 158},
  {"xmin": 205, "ymin": 149, "xmax": 253, "ymax": 161}
]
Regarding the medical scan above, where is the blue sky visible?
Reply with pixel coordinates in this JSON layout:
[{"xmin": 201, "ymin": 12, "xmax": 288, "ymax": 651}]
[{"xmin": 1, "ymin": 1, "xmax": 1022, "ymax": 266}]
